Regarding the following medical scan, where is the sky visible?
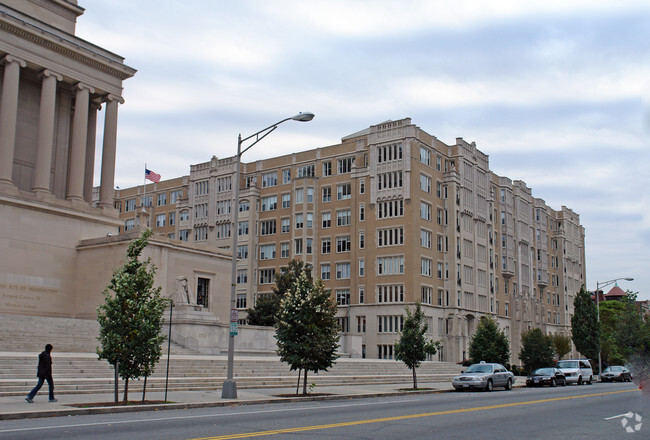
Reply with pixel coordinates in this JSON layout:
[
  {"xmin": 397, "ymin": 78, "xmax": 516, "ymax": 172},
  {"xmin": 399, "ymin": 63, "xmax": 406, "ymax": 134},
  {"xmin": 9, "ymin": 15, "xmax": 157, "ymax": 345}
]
[{"xmin": 76, "ymin": 1, "xmax": 650, "ymax": 300}]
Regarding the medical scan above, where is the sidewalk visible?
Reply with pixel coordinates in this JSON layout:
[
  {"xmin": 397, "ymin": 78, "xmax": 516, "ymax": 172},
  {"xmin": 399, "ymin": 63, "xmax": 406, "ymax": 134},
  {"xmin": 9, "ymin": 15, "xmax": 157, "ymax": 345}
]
[{"xmin": 0, "ymin": 380, "xmax": 460, "ymax": 421}]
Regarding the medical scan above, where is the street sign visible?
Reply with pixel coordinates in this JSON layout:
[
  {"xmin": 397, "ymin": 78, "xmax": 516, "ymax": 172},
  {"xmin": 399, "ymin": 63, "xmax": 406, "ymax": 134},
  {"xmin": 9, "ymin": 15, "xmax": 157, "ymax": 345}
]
[
  {"xmin": 230, "ymin": 309, "xmax": 238, "ymax": 322},
  {"xmin": 230, "ymin": 321, "xmax": 238, "ymax": 336}
]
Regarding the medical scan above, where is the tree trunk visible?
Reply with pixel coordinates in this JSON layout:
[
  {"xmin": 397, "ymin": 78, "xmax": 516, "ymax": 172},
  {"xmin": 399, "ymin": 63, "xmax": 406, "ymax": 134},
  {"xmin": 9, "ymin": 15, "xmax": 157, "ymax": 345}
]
[
  {"xmin": 302, "ymin": 369, "xmax": 308, "ymax": 395},
  {"xmin": 123, "ymin": 377, "xmax": 129, "ymax": 403},
  {"xmin": 412, "ymin": 368, "xmax": 417, "ymax": 389},
  {"xmin": 142, "ymin": 376, "xmax": 147, "ymax": 403},
  {"xmin": 296, "ymin": 369, "xmax": 301, "ymax": 395}
]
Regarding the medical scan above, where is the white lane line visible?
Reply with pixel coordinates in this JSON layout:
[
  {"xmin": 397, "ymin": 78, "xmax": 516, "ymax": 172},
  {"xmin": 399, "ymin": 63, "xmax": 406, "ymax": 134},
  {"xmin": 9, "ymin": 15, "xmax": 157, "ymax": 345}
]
[{"xmin": 0, "ymin": 398, "xmax": 423, "ymax": 434}]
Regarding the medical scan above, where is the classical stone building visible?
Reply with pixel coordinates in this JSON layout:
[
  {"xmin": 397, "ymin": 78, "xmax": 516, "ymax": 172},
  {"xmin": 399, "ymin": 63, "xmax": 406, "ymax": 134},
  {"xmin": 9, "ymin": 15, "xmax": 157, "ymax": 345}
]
[{"xmin": 116, "ymin": 118, "xmax": 586, "ymax": 362}]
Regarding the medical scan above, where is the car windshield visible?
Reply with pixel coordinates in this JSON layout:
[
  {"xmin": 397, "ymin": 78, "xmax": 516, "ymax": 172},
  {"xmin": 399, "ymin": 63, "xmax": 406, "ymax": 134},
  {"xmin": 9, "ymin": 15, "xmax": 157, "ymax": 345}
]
[
  {"xmin": 605, "ymin": 366, "xmax": 623, "ymax": 372},
  {"xmin": 465, "ymin": 364, "xmax": 493, "ymax": 373},
  {"xmin": 533, "ymin": 368, "xmax": 554, "ymax": 375},
  {"xmin": 557, "ymin": 361, "xmax": 578, "ymax": 369}
]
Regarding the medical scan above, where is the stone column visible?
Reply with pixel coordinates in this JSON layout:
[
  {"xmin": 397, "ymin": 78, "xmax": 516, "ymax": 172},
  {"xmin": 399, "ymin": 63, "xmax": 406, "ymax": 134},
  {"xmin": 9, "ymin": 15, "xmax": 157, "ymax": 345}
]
[
  {"xmin": 83, "ymin": 99, "xmax": 102, "ymax": 203},
  {"xmin": 0, "ymin": 55, "xmax": 26, "ymax": 187},
  {"xmin": 66, "ymin": 82, "xmax": 94, "ymax": 202},
  {"xmin": 98, "ymin": 94, "xmax": 124, "ymax": 209},
  {"xmin": 33, "ymin": 69, "xmax": 63, "ymax": 195}
]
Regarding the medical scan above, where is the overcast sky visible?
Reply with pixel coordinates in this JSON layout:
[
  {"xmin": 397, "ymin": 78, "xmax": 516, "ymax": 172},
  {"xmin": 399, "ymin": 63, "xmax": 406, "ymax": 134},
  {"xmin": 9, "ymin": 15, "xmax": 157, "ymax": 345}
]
[{"xmin": 77, "ymin": 0, "xmax": 649, "ymax": 300}]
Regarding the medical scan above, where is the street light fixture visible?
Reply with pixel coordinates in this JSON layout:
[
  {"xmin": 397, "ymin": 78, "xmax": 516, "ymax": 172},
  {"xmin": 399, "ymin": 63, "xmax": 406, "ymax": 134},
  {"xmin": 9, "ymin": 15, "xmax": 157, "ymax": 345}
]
[
  {"xmin": 222, "ymin": 112, "xmax": 315, "ymax": 399},
  {"xmin": 595, "ymin": 276, "xmax": 634, "ymax": 381}
]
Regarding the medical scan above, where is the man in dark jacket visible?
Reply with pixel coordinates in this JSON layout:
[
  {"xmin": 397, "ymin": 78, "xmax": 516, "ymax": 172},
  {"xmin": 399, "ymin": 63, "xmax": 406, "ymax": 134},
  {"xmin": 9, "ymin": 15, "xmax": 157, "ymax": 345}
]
[{"xmin": 25, "ymin": 344, "xmax": 56, "ymax": 403}]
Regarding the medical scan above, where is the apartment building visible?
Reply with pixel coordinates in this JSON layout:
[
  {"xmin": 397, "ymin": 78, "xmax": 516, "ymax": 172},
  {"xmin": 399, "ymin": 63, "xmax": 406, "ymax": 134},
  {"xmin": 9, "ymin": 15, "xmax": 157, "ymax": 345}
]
[{"xmin": 115, "ymin": 118, "xmax": 585, "ymax": 363}]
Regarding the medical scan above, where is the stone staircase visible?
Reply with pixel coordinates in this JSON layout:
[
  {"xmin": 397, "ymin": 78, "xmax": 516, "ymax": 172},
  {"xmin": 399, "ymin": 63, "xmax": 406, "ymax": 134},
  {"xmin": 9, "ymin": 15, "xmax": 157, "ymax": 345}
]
[{"xmin": 0, "ymin": 314, "xmax": 463, "ymax": 396}]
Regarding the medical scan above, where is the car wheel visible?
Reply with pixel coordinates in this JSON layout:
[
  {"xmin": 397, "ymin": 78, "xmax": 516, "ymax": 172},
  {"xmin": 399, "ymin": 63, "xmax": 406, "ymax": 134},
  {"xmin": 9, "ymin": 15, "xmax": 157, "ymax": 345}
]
[
  {"xmin": 577, "ymin": 376, "xmax": 582, "ymax": 385},
  {"xmin": 485, "ymin": 379, "xmax": 493, "ymax": 392},
  {"xmin": 506, "ymin": 378, "xmax": 513, "ymax": 390},
  {"xmin": 587, "ymin": 376, "xmax": 593, "ymax": 385},
  {"xmin": 551, "ymin": 378, "xmax": 557, "ymax": 387},
  {"xmin": 561, "ymin": 378, "xmax": 567, "ymax": 386}
]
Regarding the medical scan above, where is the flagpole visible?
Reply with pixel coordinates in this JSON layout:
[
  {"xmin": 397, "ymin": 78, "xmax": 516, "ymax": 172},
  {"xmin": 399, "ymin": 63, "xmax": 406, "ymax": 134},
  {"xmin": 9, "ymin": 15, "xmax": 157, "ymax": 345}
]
[{"xmin": 143, "ymin": 164, "xmax": 147, "ymax": 227}]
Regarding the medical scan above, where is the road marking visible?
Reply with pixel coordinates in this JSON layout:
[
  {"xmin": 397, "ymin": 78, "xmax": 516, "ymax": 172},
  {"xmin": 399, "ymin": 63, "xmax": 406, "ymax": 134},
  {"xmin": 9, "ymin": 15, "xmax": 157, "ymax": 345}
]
[
  {"xmin": 0, "ymin": 398, "xmax": 418, "ymax": 434},
  {"xmin": 192, "ymin": 389, "xmax": 639, "ymax": 440}
]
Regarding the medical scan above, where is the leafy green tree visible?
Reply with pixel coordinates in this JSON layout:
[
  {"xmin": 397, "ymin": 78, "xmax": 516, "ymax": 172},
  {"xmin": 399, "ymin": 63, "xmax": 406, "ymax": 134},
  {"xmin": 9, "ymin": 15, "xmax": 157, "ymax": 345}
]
[
  {"xmin": 616, "ymin": 291, "xmax": 645, "ymax": 360},
  {"xmin": 598, "ymin": 300, "xmax": 626, "ymax": 365},
  {"xmin": 395, "ymin": 303, "xmax": 441, "ymax": 389},
  {"xmin": 97, "ymin": 229, "xmax": 170, "ymax": 402},
  {"xmin": 275, "ymin": 270, "xmax": 339, "ymax": 394},
  {"xmin": 551, "ymin": 334, "xmax": 572, "ymax": 360},
  {"xmin": 571, "ymin": 286, "xmax": 600, "ymax": 362},
  {"xmin": 247, "ymin": 260, "xmax": 312, "ymax": 326},
  {"xmin": 468, "ymin": 317, "xmax": 510, "ymax": 365},
  {"xmin": 519, "ymin": 328, "xmax": 554, "ymax": 373}
]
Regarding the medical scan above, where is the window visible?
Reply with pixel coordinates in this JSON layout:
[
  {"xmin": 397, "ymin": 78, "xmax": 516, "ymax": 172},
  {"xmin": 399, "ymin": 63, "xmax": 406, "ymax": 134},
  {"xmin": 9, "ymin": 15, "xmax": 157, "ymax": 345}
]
[
  {"xmin": 337, "ymin": 183, "xmax": 351, "ymax": 200},
  {"xmin": 125, "ymin": 199, "xmax": 136, "ymax": 212},
  {"xmin": 238, "ymin": 221, "xmax": 249, "ymax": 236},
  {"xmin": 282, "ymin": 168, "xmax": 291, "ymax": 184},
  {"xmin": 420, "ymin": 147, "xmax": 430, "ymax": 165},
  {"xmin": 295, "ymin": 188, "xmax": 304, "ymax": 204},
  {"xmin": 245, "ymin": 176, "xmax": 256, "ymax": 188},
  {"xmin": 322, "ymin": 212, "xmax": 331, "ymax": 228},
  {"xmin": 169, "ymin": 212, "xmax": 176, "ymax": 226},
  {"xmin": 259, "ymin": 269, "xmax": 275, "ymax": 284},
  {"xmin": 321, "ymin": 263, "xmax": 331, "ymax": 280},
  {"xmin": 157, "ymin": 193, "xmax": 167, "ymax": 206},
  {"xmin": 336, "ymin": 236, "xmax": 351, "ymax": 253},
  {"xmin": 322, "ymin": 161, "xmax": 332, "ymax": 177},
  {"xmin": 359, "ymin": 258, "xmax": 364, "ymax": 276},
  {"xmin": 196, "ymin": 278, "xmax": 209, "ymax": 308},
  {"xmin": 194, "ymin": 203, "xmax": 208, "ymax": 219},
  {"xmin": 141, "ymin": 195, "xmax": 152, "ymax": 207},
  {"xmin": 321, "ymin": 238, "xmax": 331, "ymax": 254},
  {"xmin": 216, "ymin": 177, "xmax": 231, "ymax": 192},
  {"xmin": 337, "ymin": 209, "xmax": 352, "ymax": 226},
  {"xmin": 377, "ymin": 171, "xmax": 403, "ymax": 190},
  {"xmin": 377, "ymin": 256, "xmax": 404, "ymax": 275},
  {"xmin": 322, "ymin": 186, "xmax": 331, "ymax": 202},
  {"xmin": 281, "ymin": 218, "xmax": 290, "ymax": 233},
  {"xmin": 236, "ymin": 294, "xmax": 247, "ymax": 309},
  {"xmin": 239, "ymin": 200, "xmax": 250, "ymax": 212},
  {"xmin": 306, "ymin": 213, "xmax": 313, "ymax": 228},
  {"xmin": 336, "ymin": 289, "xmax": 350, "ymax": 305},
  {"xmin": 420, "ymin": 229, "xmax": 432, "ymax": 248},
  {"xmin": 359, "ymin": 231, "xmax": 365, "ymax": 249},
  {"xmin": 195, "ymin": 180, "xmax": 209, "ymax": 195},
  {"xmin": 378, "ymin": 344, "xmax": 394, "ymax": 359},
  {"xmin": 194, "ymin": 226, "xmax": 208, "ymax": 241},
  {"xmin": 281, "ymin": 242, "xmax": 290, "ymax": 258},
  {"xmin": 336, "ymin": 262, "xmax": 351, "ymax": 279},
  {"xmin": 420, "ymin": 174, "xmax": 431, "ymax": 193},
  {"xmin": 337, "ymin": 317, "xmax": 349, "ymax": 333},
  {"xmin": 282, "ymin": 193, "xmax": 291, "ymax": 208},
  {"xmin": 260, "ymin": 244, "xmax": 276, "ymax": 260},
  {"xmin": 378, "ymin": 315, "xmax": 404, "ymax": 333},
  {"xmin": 216, "ymin": 223, "xmax": 230, "ymax": 238},
  {"xmin": 421, "ymin": 286, "xmax": 432, "ymax": 304},
  {"xmin": 237, "ymin": 244, "xmax": 248, "ymax": 259},
  {"xmin": 156, "ymin": 214, "xmax": 166, "ymax": 227},
  {"xmin": 180, "ymin": 210, "xmax": 189, "ymax": 221},
  {"xmin": 262, "ymin": 171, "xmax": 277, "ymax": 187},
  {"xmin": 420, "ymin": 201, "xmax": 431, "ymax": 221},
  {"xmin": 260, "ymin": 220, "xmax": 275, "ymax": 235},
  {"xmin": 179, "ymin": 229, "xmax": 189, "ymax": 241},
  {"xmin": 307, "ymin": 187, "xmax": 314, "ymax": 203},
  {"xmin": 217, "ymin": 200, "xmax": 231, "ymax": 215},
  {"xmin": 377, "ymin": 143, "xmax": 403, "ymax": 163},
  {"xmin": 378, "ymin": 227, "xmax": 404, "ymax": 247},
  {"xmin": 421, "ymin": 258, "xmax": 432, "ymax": 277},
  {"xmin": 125, "ymin": 218, "xmax": 135, "ymax": 231},
  {"xmin": 357, "ymin": 315, "xmax": 366, "ymax": 332},
  {"xmin": 170, "ymin": 190, "xmax": 183, "ymax": 204},
  {"xmin": 338, "ymin": 157, "xmax": 353, "ymax": 174},
  {"xmin": 294, "ymin": 238, "xmax": 303, "ymax": 254},
  {"xmin": 436, "ymin": 155, "xmax": 442, "ymax": 171},
  {"xmin": 306, "ymin": 238, "xmax": 313, "ymax": 254},
  {"xmin": 359, "ymin": 287, "xmax": 365, "ymax": 304},
  {"xmin": 436, "ymin": 182, "xmax": 442, "ymax": 198},
  {"xmin": 359, "ymin": 179, "xmax": 365, "ymax": 194},
  {"xmin": 297, "ymin": 165, "xmax": 315, "ymax": 178},
  {"xmin": 378, "ymin": 284, "xmax": 405, "ymax": 303},
  {"xmin": 359, "ymin": 205, "xmax": 365, "ymax": 221},
  {"xmin": 295, "ymin": 213, "xmax": 304, "ymax": 229},
  {"xmin": 236, "ymin": 269, "xmax": 248, "ymax": 284},
  {"xmin": 378, "ymin": 200, "xmax": 404, "ymax": 219},
  {"xmin": 261, "ymin": 196, "xmax": 277, "ymax": 211}
]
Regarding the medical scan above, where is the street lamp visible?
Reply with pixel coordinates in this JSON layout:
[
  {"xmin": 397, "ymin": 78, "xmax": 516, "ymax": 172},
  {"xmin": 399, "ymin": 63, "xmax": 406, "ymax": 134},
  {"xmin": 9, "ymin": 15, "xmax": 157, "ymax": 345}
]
[
  {"xmin": 222, "ymin": 112, "xmax": 315, "ymax": 399},
  {"xmin": 595, "ymin": 276, "xmax": 634, "ymax": 380}
]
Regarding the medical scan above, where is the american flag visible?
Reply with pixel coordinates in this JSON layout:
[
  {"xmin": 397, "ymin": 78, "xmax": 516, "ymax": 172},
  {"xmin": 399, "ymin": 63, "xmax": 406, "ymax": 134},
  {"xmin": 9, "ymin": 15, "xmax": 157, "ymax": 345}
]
[{"xmin": 145, "ymin": 168, "xmax": 161, "ymax": 183}]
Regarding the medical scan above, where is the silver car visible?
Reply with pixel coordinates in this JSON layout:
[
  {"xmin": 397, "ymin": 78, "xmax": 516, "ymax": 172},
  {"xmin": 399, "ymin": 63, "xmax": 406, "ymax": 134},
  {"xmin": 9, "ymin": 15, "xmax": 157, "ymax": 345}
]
[{"xmin": 452, "ymin": 362, "xmax": 515, "ymax": 391}]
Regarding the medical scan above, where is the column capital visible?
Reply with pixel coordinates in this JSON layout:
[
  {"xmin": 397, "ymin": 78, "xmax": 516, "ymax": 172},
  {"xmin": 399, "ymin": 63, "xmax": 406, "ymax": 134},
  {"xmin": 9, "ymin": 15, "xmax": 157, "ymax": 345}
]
[
  {"xmin": 91, "ymin": 98, "xmax": 103, "ymax": 111},
  {"xmin": 104, "ymin": 93, "xmax": 125, "ymax": 104},
  {"xmin": 75, "ymin": 82, "xmax": 95, "ymax": 94},
  {"xmin": 40, "ymin": 69, "xmax": 63, "ymax": 82},
  {"xmin": 3, "ymin": 55, "xmax": 26, "ymax": 68}
]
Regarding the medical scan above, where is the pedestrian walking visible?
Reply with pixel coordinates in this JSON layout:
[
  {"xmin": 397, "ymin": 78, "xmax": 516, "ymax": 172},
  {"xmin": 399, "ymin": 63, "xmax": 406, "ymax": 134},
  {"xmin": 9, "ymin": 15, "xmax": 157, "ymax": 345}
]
[{"xmin": 25, "ymin": 343, "xmax": 57, "ymax": 403}]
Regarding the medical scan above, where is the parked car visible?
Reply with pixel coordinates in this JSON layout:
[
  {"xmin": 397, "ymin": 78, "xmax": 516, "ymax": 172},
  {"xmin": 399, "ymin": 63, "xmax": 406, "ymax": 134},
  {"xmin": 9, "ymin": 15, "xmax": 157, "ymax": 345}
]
[
  {"xmin": 526, "ymin": 367, "xmax": 566, "ymax": 387},
  {"xmin": 556, "ymin": 359, "xmax": 593, "ymax": 385},
  {"xmin": 452, "ymin": 361, "xmax": 515, "ymax": 391},
  {"xmin": 601, "ymin": 366, "xmax": 633, "ymax": 382}
]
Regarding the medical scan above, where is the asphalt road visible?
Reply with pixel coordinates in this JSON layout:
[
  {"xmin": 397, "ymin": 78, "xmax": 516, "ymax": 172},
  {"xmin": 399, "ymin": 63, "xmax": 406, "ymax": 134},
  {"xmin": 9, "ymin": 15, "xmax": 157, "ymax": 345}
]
[{"xmin": 1, "ymin": 383, "xmax": 645, "ymax": 439}]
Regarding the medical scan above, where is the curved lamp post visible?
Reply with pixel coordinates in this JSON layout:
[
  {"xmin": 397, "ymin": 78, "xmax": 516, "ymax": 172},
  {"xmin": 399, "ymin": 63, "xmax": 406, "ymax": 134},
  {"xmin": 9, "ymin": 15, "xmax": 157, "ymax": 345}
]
[
  {"xmin": 595, "ymin": 276, "xmax": 634, "ymax": 380},
  {"xmin": 222, "ymin": 112, "xmax": 315, "ymax": 399}
]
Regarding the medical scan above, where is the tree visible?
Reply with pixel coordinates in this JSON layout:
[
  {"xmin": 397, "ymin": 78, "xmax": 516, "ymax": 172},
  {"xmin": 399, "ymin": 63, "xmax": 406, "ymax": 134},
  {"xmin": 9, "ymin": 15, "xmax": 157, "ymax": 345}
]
[
  {"xmin": 275, "ymin": 270, "xmax": 339, "ymax": 394},
  {"xmin": 571, "ymin": 286, "xmax": 600, "ymax": 362},
  {"xmin": 96, "ymin": 229, "xmax": 170, "ymax": 402},
  {"xmin": 394, "ymin": 303, "xmax": 441, "ymax": 389},
  {"xmin": 598, "ymin": 300, "xmax": 626, "ymax": 365},
  {"xmin": 247, "ymin": 260, "xmax": 312, "ymax": 326},
  {"xmin": 550, "ymin": 334, "xmax": 572, "ymax": 360},
  {"xmin": 615, "ymin": 291, "xmax": 645, "ymax": 360},
  {"xmin": 468, "ymin": 317, "xmax": 510, "ymax": 365},
  {"xmin": 519, "ymin": 328, "xmax": 554, "ymax": 373}
]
